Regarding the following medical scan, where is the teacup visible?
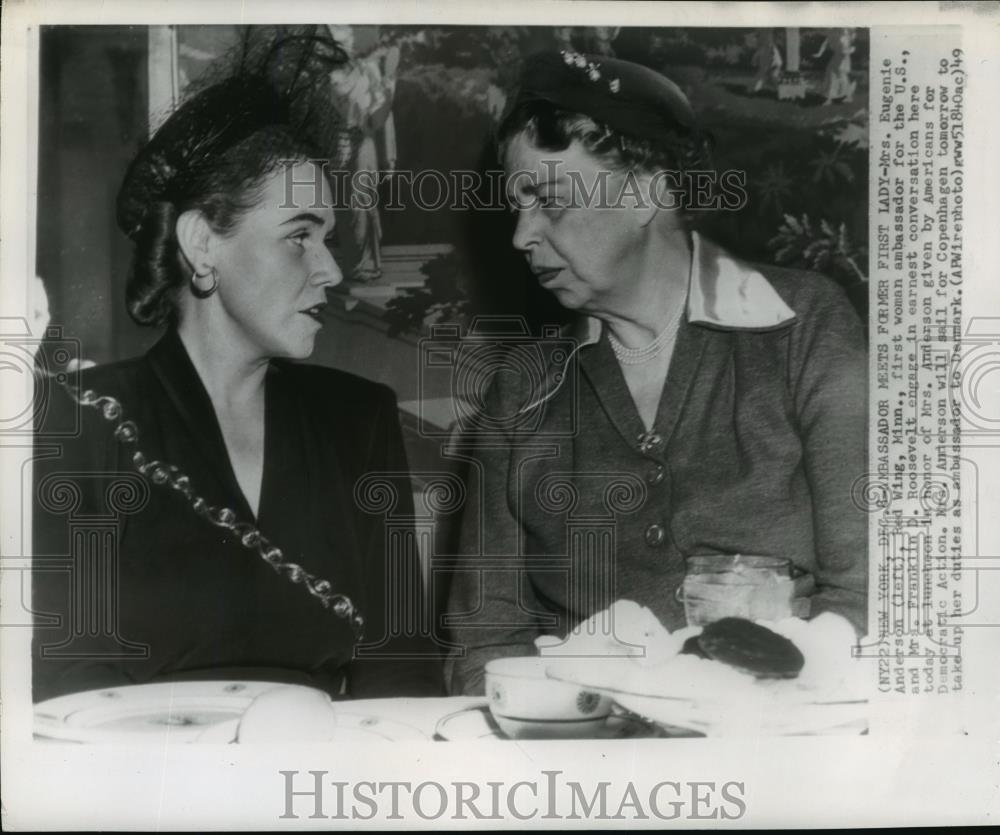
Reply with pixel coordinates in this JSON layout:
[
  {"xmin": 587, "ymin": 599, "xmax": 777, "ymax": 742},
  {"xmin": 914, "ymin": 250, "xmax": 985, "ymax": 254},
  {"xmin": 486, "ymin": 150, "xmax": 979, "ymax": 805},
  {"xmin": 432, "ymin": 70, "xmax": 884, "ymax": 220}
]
[{"xmin": 484, "ymin": 656, "xmax": 612, "ymax": 740}]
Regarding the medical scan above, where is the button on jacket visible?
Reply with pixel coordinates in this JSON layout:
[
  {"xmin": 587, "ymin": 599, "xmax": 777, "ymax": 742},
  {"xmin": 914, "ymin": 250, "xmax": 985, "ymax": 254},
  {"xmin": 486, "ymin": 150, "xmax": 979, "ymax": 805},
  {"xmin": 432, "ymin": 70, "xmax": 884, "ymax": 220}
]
[{"xmin": 445, "ymin": 234, "xmax": 868, "ymax": 695}]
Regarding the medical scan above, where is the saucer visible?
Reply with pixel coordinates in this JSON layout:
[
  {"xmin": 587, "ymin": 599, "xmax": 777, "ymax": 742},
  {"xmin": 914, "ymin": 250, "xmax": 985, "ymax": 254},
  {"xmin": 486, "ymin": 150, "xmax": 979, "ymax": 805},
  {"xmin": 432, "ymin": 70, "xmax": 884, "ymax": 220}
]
[{"xmin": 433, "ymin": 705, "xmax": 670, "ymax": 741}]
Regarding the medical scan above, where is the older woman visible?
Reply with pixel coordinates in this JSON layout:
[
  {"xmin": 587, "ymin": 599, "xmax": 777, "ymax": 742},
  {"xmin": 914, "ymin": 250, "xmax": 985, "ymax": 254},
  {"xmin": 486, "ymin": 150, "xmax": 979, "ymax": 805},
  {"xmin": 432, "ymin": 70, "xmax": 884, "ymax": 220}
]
[
  {"xmin": 32, "ymin": 38, "xmax": 442, "ymax": 702},
  {"xmin": 445, "ymin": 52, "xmax": 867, "ymax": 695}
]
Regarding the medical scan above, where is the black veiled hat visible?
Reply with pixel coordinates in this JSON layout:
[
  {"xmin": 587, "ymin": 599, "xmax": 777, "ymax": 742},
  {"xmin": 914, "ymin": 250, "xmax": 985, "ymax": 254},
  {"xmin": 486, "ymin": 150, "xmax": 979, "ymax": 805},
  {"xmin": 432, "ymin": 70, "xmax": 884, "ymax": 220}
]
[
  {"xmin": 116, "ymin": 32, "xmax": 347, "ymax": 241},
  {"xmin": 508, "ymin": 50, "xmax": 701, "ymax": 144}
]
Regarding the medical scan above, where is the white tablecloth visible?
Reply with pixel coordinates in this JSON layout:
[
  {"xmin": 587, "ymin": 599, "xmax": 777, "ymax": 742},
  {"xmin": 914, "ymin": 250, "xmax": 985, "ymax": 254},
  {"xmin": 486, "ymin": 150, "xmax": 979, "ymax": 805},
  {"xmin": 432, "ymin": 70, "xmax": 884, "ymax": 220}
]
[{"xmin": 341, "ymin": 696, "xmax": 486, "ymax": 739}]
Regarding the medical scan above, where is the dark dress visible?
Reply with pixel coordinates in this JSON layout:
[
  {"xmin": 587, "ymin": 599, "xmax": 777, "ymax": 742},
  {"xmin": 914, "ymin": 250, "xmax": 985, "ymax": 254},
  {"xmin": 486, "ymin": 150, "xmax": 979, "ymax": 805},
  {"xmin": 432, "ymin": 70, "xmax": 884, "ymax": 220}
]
[{"xmin": 32, "ymin": 329, "xmax": 443, "ymax": 702}]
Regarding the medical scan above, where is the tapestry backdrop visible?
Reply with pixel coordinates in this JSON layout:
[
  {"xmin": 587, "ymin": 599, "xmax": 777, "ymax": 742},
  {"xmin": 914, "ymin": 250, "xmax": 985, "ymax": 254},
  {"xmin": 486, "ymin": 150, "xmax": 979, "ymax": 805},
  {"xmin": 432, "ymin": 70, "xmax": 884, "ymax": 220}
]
[{"xmin": 37, "ymin": 24, "xmax": 869, "ymax": 369}]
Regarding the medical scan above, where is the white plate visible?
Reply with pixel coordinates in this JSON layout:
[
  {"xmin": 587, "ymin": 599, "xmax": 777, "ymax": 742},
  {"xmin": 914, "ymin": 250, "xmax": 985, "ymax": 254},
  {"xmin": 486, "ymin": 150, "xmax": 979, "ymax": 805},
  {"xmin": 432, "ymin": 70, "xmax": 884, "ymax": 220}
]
[
  {"xmin": 326, "ymin": 713, "xmax": 429, "ymax": 741},
  {"xmin": 545, "ymin": 660, "xmax": 868, "ymax": 737},
  {"xmin": 434, "ymin": 705, "xmax": 671, "ymax": 741},
  {"xmin": 613, "ymin": 693, "xmax": 868, "ymax": 737},
  {"xmin": 33, "ymin": 681, "xmax": 303, "ymax": 744},
  {"xmin": 197, "ymin": 712, "xmax": 429, "ymax": 743},
  {"xmin": 34, "ymin": 681, "xmax": 432, "ymax": 744}
]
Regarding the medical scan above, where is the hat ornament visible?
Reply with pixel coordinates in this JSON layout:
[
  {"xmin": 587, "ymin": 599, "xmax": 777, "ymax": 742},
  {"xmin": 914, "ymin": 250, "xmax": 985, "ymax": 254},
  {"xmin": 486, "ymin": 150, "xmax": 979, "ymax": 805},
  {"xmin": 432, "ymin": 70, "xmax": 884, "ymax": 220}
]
[{"xmin": 559, "ymin": 49, "xmax": 621, "ymax": 94}]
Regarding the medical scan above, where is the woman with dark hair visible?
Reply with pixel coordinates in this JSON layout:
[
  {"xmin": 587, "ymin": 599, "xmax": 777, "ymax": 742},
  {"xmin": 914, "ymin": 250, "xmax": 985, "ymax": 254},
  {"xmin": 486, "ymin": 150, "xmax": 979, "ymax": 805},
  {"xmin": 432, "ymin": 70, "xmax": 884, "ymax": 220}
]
[
  {"xmin": 32, "ymin": 37, "xmax": 443, "ymax": 702},
  {"xmin": 445, "ymin": 52, "xmax": 867, "ymax": 695}
]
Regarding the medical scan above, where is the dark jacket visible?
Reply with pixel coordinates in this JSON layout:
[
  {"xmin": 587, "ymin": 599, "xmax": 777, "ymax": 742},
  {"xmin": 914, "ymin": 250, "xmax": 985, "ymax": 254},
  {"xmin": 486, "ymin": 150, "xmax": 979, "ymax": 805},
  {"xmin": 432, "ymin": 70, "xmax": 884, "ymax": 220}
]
[
  {"xmin": 445, "ymin": 235, "xmax": 868, "ymax": 695},
  {"xmin": 32, "ymin": 329, "xmax": 443, "ymax": 702}
]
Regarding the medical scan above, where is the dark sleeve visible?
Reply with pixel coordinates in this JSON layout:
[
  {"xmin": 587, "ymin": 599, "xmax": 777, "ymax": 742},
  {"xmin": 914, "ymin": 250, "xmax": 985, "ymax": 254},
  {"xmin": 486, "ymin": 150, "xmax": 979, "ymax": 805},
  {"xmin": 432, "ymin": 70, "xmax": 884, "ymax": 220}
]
[
  {"xmin": 346, "ymin": 386, "xmax": 445, "ymax": 698},
  {"xmin": 443, "ymin": 378, "xmax": 544, "ymax": 696},
  {"xmin": 789, "ymin": 282, "xmax": 869, "ymax": 634},
  {"xmin": 31, "ymin": 372, "xmax": 139, "ymax": 701}
]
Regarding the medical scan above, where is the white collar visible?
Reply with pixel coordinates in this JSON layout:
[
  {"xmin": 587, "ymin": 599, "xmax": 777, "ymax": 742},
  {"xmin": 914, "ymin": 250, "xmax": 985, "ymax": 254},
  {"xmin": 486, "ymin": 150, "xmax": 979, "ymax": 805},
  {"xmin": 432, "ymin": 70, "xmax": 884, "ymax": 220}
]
[
  {"xmin": 570, "ymin": 231, "xmax": 797, "ymax": 346},
  {"xmin": 518, "ymin": 234, "xmax": 798, "ymax": 415}
]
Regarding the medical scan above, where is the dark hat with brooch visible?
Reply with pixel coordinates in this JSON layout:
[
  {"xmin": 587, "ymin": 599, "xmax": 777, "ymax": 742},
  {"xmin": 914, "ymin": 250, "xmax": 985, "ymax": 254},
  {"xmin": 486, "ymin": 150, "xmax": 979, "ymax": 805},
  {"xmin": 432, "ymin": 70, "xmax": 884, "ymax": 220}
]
[{"xmin": 505, "ymin": 49, "xmax": 705, "ymax": 148}]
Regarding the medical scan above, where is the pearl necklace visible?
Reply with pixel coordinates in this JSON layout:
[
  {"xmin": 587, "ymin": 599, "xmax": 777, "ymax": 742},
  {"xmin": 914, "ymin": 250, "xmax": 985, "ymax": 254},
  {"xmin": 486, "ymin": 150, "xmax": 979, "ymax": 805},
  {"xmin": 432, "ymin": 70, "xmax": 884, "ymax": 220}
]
[{"xmin": 608, "ymin": 305, "xmax": 685, "ymax": 366}]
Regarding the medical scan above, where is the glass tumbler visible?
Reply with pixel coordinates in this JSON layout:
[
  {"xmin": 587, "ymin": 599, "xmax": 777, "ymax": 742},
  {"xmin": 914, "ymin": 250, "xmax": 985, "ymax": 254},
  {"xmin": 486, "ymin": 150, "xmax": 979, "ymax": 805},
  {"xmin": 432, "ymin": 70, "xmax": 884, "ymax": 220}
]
[{"xmin": 677, "ymin": 554, "xmax": 796, "ymax": 627}]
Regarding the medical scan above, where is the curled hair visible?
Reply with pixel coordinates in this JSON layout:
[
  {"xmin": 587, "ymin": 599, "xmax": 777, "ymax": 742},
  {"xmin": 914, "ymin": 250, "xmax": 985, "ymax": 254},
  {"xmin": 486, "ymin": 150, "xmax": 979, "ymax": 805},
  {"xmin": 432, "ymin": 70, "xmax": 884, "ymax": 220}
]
[
  {"xmin": 127, "ymin": 200, "xmax": 179, "ymax": 326},
  {"xmin": 498, "ymin": 99, "xmax": 713, "ymax": 177},
  {"xmin": 125, "ymin": 126, "xmax": 320, "ymax": 326},
  {"xmin": 118, "ymin": 30, "xmax": 347, "ymax": 327}
]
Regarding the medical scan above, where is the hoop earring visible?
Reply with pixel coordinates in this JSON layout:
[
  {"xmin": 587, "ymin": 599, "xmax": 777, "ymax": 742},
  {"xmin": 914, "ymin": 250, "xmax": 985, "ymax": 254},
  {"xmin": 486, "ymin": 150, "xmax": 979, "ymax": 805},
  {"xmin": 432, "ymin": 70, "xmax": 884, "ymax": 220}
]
[{"xmin": 190, "ymin": 267, "xmax": 218, "ymax": 299}]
